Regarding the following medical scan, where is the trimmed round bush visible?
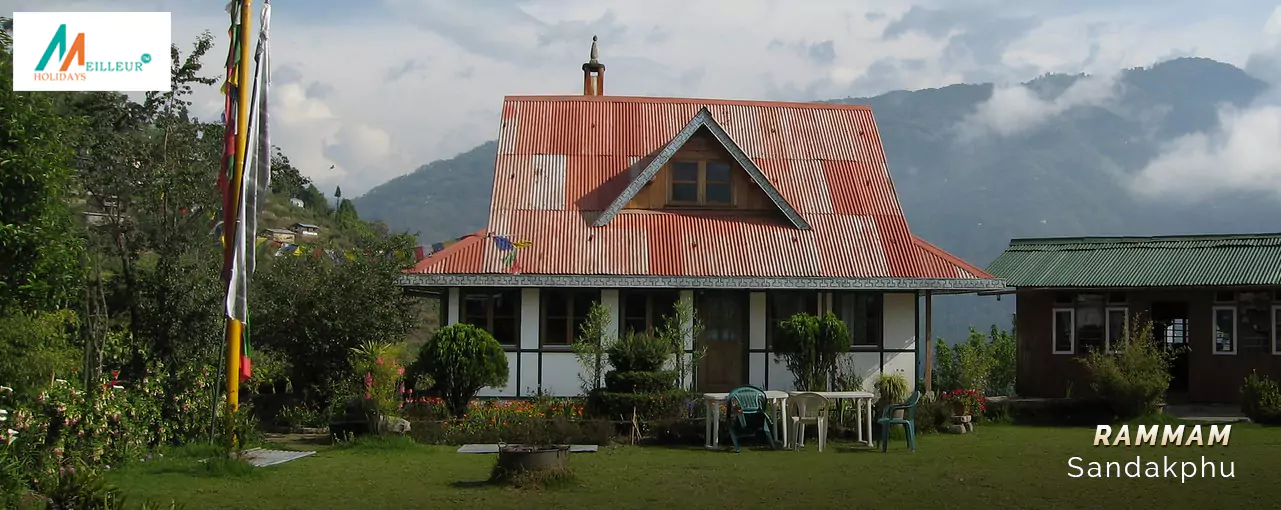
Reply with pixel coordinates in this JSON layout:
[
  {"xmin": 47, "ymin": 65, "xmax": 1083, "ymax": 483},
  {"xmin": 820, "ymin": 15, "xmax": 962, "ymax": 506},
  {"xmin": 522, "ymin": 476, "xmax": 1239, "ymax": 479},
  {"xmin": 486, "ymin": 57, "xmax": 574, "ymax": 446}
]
[
  {"xmin": 411, "ymin": 323, "xmax": 509, "ymax": 417},
  {"xmin": 605, "ymin": 331, "xmax": 670, "ymax": 372},
  {"xmin": 587, "ymin": 389, "xmax": 696, "ymax": 421},
  {"xmin": 604, "ymin": 370, "xmax": 677, "ymax": 394}
]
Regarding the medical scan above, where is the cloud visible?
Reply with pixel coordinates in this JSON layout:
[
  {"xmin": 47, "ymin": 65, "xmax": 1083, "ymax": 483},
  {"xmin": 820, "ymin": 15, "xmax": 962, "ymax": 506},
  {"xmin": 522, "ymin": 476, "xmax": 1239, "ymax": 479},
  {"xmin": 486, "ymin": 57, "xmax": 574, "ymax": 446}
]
[
  {"xmin": 958, "ymin": 72, "xmax": 1121, "ymax": 140},
  {"xmin": 1130, "ymin": 7, "xmax": 1281, "ymax": 202},
  {"xmin": 13, "ymin": 0, "xmax": 1281, "ymax": 199}
]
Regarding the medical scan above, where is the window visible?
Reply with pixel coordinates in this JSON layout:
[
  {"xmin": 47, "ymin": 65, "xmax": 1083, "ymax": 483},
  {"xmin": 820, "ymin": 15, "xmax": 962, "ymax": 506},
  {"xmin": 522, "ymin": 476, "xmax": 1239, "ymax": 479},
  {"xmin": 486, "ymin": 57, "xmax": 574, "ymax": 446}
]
[
  {"xmin": 1052, "ymin": 308, "xmax": 1075, "ymax": 354},
  {"xmin": 1213, "ymin": 306, "xmax": 1236, "ymax": 355},
  {"xmin": 834, "ymin": 292, "xmax": 882, "ymax": 347},
  {"xmin": 1074, "ymin": 294, "xmax": 1106, "ymax": 353},
  {"xmin": 668, "ymin": 160, "xmax": 733, "ymax": 206},
  {"xmin": 1104, "ymin": 307, "xmax": 1128, "ymax": 353},
  {"xmin": 1237, "ymin": 292, "xmax": 1272, "ymax": 351},
  {"xmin": 766, "ymin": 291, "xmax": 817, "ymax": 347},
  {"xmin": 542, "ymin": 289, "xmax": 599, "ymax": 347},
  {"xmin": 620, "ymin": 290, "xmax": 679, "ymax": 335},
  {"xmin": 1273, "ymin": 305, "xmax": 1281, "ymax": 355},
  {"xmin": 461, "ymin": 288, "xmax": 520, "ymax": 347}
]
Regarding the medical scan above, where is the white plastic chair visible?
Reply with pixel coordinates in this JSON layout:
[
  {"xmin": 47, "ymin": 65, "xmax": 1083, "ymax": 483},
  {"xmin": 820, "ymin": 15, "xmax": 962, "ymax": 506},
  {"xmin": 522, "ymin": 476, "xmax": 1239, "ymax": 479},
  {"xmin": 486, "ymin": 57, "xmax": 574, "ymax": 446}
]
[{"xmin": 788, "ymin": 392, "xmax": 830, "ymax": 452}]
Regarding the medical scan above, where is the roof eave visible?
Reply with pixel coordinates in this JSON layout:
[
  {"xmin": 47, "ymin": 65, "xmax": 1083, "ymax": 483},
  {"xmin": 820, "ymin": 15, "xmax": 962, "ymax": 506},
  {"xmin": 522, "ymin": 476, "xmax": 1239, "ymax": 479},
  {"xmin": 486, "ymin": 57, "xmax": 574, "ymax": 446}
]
[{"xmin": 397, "ymin": 273, "xmax": 1006, "ymax": 291}]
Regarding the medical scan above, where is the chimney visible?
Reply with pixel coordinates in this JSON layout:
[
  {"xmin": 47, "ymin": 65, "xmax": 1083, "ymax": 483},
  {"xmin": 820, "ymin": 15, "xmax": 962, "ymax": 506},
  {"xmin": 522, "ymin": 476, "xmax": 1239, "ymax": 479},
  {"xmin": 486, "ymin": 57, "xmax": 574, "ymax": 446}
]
[{"xmin": 582, "ymin": 35, "xmax": 605, "ymax": 96}]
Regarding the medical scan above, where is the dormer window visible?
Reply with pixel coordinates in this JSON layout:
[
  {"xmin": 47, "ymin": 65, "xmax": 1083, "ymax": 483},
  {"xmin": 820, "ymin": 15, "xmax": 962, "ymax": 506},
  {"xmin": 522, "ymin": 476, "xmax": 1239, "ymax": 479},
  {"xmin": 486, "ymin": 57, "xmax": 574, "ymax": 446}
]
[{"xmin": 669, "ymin": 160, "xmax": 733, "ymax": 206}]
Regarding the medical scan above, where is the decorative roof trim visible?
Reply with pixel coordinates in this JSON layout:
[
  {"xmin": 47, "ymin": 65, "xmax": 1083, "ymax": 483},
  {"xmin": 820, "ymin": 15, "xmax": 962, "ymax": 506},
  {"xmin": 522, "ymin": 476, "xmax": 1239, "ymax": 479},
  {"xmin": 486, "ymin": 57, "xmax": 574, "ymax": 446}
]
[
  {"xmin": 397, "ymin": 273, "xmax": 1005, "ymax": 291},
  {"xmin": 592, "ymin": 107, "xmax": 811, "ymax": 230}
]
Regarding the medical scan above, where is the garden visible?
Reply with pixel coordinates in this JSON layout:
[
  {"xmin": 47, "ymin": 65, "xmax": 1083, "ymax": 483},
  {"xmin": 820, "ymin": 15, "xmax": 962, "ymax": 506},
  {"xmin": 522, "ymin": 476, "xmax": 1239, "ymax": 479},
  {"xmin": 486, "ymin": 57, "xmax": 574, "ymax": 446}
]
[{"xmin": 5, "ymin": 21, "xmax": 1281, "ymax": 509}]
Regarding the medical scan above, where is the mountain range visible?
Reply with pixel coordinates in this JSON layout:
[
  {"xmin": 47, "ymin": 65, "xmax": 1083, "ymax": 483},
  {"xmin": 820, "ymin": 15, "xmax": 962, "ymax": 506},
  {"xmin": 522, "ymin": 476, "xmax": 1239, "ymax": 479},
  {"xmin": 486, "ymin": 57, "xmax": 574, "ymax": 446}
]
[{"xmin": 353, "ymin": 57, "xmax": 1281, "ymax": 341}]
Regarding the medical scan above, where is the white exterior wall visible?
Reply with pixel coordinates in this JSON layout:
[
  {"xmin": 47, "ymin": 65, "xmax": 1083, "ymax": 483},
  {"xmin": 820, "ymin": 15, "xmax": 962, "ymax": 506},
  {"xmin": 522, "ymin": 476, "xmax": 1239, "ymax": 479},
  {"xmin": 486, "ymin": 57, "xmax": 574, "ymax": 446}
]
[{"xmin": 447, "ymin": 288, "xmax": 919, "ymax": 398}]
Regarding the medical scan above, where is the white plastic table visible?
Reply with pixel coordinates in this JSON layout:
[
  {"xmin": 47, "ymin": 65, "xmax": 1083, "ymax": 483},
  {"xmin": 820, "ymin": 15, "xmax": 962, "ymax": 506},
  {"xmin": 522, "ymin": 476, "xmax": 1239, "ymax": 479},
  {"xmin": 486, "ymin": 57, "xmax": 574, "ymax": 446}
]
[
  {"xmin": 703, "ymin": 390, "xmax": 790, "ymax": 449},
  {"xmin": 789, "ymin": 391, "xmax": 875, "ymax": 447}
]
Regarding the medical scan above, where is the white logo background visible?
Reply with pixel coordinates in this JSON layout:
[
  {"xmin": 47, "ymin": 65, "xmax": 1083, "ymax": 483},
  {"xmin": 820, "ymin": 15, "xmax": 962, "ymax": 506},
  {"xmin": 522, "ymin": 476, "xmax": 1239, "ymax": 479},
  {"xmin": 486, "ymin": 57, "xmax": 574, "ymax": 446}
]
[{"xmin": 12, "ymin": 12, "xmax": 172, "ymax": 92}]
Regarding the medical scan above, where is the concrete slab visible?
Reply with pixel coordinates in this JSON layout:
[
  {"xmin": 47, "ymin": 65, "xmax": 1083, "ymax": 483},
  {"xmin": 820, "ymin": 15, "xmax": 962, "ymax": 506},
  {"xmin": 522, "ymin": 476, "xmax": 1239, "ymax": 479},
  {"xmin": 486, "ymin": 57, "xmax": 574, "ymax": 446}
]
[
  {"xmin": 456, "ymin": 444, "xmax": 598, "ymax": 454},
  {"xmin": 237, "ymin": 447, "xmax": 317, "ymax": 467}
]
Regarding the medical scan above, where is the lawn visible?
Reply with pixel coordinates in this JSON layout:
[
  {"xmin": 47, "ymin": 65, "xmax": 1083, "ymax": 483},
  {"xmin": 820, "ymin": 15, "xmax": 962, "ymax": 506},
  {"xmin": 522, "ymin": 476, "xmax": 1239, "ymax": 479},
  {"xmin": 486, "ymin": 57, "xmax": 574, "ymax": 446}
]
[{"xmin": 108, "ymin": 424, "xmax": 1280, "ymax": 509}]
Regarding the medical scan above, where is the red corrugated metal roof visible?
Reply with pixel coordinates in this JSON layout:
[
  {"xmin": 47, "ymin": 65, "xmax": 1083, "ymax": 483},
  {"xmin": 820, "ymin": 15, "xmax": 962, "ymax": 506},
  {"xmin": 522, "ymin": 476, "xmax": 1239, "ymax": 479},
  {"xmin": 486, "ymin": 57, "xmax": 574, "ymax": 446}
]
[{"xmin": 406, "ymin": 95, "xmax": 994, "ymax": 281}]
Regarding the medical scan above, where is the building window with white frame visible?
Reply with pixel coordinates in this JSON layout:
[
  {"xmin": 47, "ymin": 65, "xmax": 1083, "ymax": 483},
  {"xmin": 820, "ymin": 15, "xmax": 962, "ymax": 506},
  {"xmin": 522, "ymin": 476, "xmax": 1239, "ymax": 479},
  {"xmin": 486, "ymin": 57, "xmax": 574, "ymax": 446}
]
[
  {"xmin": 1213, "ymin": 306, "xmax": 1236, "ymax": 355},
  {"xmin": 1052, "ymin": 308, "xmax": 1075, "ymax": 354},
  {"xmin": 1104, "ymin": 307, "xmax": 1128, "ymax": 353},
  {"xmin": 1273, "ymin": 304, "xmax": 1281, "ymax": 355}
]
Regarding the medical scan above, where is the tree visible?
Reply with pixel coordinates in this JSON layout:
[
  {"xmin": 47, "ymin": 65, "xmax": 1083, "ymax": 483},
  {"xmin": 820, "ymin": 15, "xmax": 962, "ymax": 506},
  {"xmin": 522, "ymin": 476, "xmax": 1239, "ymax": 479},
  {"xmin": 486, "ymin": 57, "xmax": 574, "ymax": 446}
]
[
  {"xmin": 0, "ymin": 31, "xmax": 85, "ymax": 314},
  {"xmin": 333, "ymin": 185, "xmax": 342, "ymax": 212},
  {"xmin": 300, "ymin": 184, "xmax": 330, "ymax": 215},
  {"xmin": 252, "ymin": 234, "xmax": 419, "ymax": 404},
  {"xmin": 774, "ymin": 312, "xmax": 850, "ymax": 391},
  {"xmin": 411, "ymin": 323, "xmax": 509, "ymax": 417},
  {"xmin": 654, "ymin": 297, "xmax": 704, "ymax": 390},
  {"xmin": 572, "ymin": 303, "xmax": 613, "ymax": 394},
  {"xmin": 269, "ymin": 146, "xmax": 309, "ymax": 197}
]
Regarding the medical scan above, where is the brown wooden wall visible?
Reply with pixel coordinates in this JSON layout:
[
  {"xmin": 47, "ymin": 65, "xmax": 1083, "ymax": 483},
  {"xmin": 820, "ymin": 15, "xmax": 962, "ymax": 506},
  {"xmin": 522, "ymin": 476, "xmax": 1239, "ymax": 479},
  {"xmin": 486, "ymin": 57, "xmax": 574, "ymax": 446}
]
[
  {"xmin": 1015, "ymin": 287, "xmax": 1281, "ymax": 404},
  {"xmin": 625, "ymin": 130, "xmax": 775, "ymax": 211}
]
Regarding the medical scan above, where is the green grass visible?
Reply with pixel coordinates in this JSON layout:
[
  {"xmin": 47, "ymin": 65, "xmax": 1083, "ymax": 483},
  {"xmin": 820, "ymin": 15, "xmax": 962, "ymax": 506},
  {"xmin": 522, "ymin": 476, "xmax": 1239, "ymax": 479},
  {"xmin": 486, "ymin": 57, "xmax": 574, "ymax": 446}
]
[{"xmin": 107, "ymin": 424, "xmax": 1281, "ymax": 509}]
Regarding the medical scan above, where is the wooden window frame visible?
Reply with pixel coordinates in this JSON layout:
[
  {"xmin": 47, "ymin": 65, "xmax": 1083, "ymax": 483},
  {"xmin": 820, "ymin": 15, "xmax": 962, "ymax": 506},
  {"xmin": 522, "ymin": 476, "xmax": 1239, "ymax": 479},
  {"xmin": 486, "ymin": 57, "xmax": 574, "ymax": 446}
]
[
  {"xmin": 1052, "ymin": 308, "xmax": 1075, "ymax": 355},
  {"xmin": 1272, "ymin": 305, "xmax": 1281, "ymax": 356},
  {"xmin": 619, "ymin": 290, "xmax": 679, "ymax": 336},
  {"xmin": 834, "ymin": 292, "xmax": 883, "ymax": 349},
  {"xmin": 1212, "ymin": 305, "xmax": 1237, "ymax": 355},
  {"xmin": 459, "ymin": 288, "xmax": 520, "ymax": 348},
  {"xmin": 765, "ymin": 291, "xmax": 818, "ymax": 349},
  {"xmin": 541, "ymin": 289, "xmax": 599, "ymax": 348},
  {"xmin": 1104, "ymin": 307, "xmax": 1127, "ymax": 354},
  {"xmin": 667, "ymin": 159, "xmax": 735, "ymax": 207}
]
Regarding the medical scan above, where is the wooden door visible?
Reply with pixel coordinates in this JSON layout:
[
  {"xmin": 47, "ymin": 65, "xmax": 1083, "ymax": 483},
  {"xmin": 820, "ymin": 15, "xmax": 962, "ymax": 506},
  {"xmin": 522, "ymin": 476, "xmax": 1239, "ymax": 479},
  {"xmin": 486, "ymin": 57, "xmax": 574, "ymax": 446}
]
[{"xmin": 696, "ymin": 291, "xmax": 747, "ymax": 393}]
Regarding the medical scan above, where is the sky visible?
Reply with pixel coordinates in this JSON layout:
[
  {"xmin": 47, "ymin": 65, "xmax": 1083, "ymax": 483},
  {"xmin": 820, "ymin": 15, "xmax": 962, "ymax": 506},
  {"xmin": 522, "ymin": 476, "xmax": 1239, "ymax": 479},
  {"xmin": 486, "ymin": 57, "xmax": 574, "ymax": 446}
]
[{"xmin": 8, "ymin": 0, "xmax": 1281, "ymax": 199}]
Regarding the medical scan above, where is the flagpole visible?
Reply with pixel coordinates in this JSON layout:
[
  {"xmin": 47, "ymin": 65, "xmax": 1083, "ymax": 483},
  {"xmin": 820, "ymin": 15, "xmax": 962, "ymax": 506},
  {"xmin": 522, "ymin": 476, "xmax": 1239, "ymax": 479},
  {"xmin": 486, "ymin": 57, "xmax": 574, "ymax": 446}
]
[{"xmin": 223, "ymin": 0, "xmax": 253, "ymax": 431}]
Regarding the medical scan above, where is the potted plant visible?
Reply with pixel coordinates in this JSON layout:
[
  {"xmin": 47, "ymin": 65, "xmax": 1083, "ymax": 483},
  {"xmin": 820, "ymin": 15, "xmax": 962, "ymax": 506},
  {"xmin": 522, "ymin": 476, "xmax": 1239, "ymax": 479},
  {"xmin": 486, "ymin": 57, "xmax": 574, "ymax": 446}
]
[
  {"xmin": 943, "ymin": 388, "xmax": 987, "ymax": 416},
  {"xmin": 874, "ymin": 371, "xmax": 909, "ymax": 419}
]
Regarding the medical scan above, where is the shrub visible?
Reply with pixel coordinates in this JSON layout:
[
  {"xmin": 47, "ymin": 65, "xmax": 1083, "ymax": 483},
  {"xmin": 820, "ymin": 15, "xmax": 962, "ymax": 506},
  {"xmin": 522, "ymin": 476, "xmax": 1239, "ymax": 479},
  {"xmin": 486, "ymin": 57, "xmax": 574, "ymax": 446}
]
[
  {"xmin": 350, "ymin": 341, "xmax": 406, "ymax": 425},
  {"xmin": 586, "ymin": 389, "xmax": 697, "ymax": 421},
  {"xmin": 571, "ymin": 303, "xmax": 613, "ymax": 394},
  {"xmin": 412, "ymin": 324, "xmax": 510, "ymax": 417},
  {"xmin": 1241, "ymin": 371, "xmax": 1281, "ymax": 425},
  {"xmin": 654, "ymin": 297, "xmax": 704, "ymax": 390},
  {"xmin": 604, "ymin": 370, "xmax": 676, "ymax": 394},
  {"xmin": 932, "ymin": 324, "xmax": 1016, "ymax": 396},
  {"xmin": 912, "ymin": 394, "xmax": 950, "ymax": 433},
  {"xmin": 1078, "ymin": 319, "xmax": 1171, "ymax": 419},
  {"xmin": 874, "ymin": 371, "xmax": 909, "ymax": 406},
  {"xmin": 774, "ymin": 312, "xmax": 850, "ymax": 391},
  {"xmin": 605, "ymin": 331, "xmax": 669, "ymax": 373}
]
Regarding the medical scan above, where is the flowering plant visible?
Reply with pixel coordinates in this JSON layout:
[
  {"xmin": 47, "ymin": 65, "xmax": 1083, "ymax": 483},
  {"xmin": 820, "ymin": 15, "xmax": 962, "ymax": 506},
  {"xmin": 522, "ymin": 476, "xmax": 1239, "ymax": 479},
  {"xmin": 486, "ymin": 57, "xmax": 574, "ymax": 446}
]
[
  {"xmin": 350, "ymin": 341, "xmax": 406, "ymax": 425},
  {"xmin": 942, "ymin": 388, "xmax": 987, "ymax": 415}
]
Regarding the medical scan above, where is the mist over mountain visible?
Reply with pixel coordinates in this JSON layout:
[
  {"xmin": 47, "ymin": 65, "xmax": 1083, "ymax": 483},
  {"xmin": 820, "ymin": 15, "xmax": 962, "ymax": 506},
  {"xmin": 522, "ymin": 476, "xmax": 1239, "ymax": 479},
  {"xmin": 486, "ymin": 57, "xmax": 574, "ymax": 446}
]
[{"xmin": 353, "ymin": 57, "xmax": 1281, "ymax": 341}]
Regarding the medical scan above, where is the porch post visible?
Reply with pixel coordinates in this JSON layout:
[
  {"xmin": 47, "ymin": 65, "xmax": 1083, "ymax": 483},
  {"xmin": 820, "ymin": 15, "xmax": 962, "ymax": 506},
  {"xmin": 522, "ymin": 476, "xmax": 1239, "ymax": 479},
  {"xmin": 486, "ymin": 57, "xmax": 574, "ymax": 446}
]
[
  {"xmin": 924, "ymin": 290, "xmax": 933, "ymax": 392},
  {"xmin": 446, "ymin": 287, "xmax": 461, "ymax": 325},
  {"xmin": 680, "ymin": 289, "xmax": 695, "ymax": 391}
]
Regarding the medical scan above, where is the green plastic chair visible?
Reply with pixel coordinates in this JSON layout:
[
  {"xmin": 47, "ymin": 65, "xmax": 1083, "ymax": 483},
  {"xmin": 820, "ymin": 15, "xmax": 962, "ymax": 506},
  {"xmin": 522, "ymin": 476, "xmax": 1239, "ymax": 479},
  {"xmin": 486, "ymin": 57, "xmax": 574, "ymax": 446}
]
[
  {"xmin": 725, "ymin": 385, "xmax": 776, "ymax": 453},
  {"xmin": 877, "ymin": 390, "xmax": 922, "ymax": 453}
]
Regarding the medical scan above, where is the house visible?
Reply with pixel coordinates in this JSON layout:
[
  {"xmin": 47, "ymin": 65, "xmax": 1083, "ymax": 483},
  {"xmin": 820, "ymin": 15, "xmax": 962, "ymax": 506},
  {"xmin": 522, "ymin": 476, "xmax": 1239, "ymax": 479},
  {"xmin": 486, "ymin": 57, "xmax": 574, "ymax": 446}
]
[
  {"xmin": 261, "ymin": 228, "xmax": 296, "ymax": 244},
  {"xmin": 290, "ymin": 198, "xmax": 305, "ymax": 208},
  {"xmin": 290, "ymin": 223, "xmax": 320, "ymax": 237},
  {"xmin": 985, "ymin": 234, "xmax": 1281, "ymax": 404},
  {"xmin": 399, "ymin": 39, "xmax": 1004, "ymax": 397}
]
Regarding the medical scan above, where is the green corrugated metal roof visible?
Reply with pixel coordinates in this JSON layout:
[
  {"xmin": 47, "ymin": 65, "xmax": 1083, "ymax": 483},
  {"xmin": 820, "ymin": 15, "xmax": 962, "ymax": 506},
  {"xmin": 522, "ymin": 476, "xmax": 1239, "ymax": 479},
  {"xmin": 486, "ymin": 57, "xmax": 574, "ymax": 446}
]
[{"xmin": 985, "ymin": 233, "xmax": 1281, "ymax": 288}]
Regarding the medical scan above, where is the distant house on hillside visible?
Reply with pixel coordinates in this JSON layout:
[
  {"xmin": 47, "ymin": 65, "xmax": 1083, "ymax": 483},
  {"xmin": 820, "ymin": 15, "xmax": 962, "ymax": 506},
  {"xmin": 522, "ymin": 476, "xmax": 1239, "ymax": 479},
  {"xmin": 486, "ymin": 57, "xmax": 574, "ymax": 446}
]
[
  {"xmin": 261, "ymin": 228, "xmax": 296, "ymax": 243},
  {"xmin": 398, "ymin": 39, "xmax": 1004, "ymax": 397},
  {"xmin": 986, "ymin": 233, "xmax": 1281, "ymax": 404},
  {"xmin": 290, "ymin": 223, "xmax": 320, "ymax": 237}
]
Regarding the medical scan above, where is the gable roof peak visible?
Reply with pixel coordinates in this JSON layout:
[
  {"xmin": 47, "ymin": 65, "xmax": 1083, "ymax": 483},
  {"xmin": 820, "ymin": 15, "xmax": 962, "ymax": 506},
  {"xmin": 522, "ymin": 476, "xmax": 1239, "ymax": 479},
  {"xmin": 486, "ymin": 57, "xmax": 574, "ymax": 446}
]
[{"xmin": 592, "ymin": 107, "xmax": 810, "ymax": 230}]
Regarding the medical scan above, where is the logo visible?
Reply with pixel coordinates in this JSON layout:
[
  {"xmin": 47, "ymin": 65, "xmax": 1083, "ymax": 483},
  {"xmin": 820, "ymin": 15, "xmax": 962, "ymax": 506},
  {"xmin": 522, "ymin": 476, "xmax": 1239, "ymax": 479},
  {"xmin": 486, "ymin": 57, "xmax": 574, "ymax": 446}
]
[{"xmin": 13, "ymin": 12, "xmax": 171, "ymax": 92}]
